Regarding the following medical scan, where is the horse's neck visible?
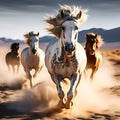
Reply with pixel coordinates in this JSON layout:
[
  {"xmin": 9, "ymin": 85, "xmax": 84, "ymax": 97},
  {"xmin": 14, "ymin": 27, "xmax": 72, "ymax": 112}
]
[
  {"xmin": 11, "ymin": 49, "xmax": 18, "ymax": 55},
  {"xmin": 56, "ymin": 39, "xmax": 64, "ymax": 57}
]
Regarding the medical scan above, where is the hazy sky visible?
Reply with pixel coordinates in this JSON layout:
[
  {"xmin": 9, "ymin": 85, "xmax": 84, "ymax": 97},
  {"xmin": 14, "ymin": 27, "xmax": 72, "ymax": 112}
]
[{"xmin": 0, "ymin": 0, "xmax": 120, "ymax": 39}]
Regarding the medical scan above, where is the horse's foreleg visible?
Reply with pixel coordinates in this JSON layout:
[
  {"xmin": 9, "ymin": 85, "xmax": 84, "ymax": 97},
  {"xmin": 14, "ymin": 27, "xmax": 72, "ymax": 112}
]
[
  {"xmin": 66, "ymin": 73, "xmax": 81, "ymax": 109},
  {"xmin": 33, "ymin": 66, "xmax": 42, "ymax": 78},
  {"xmin": 7, "ymin": 65, "xmax": 11, "ymax": 72},
  {"xmin": 12, "ymin": 66, "xmax": 15, "ymax": 74},
  {"xmin": 53, "ymin": 73, "xmax": 65, "ymax": 108},
  {"xmin": 90, "ymin": 67, "xmax": 98, "ymax": 80},
  {"xmin": 24, "ymin": 68, "xmax": 32, "ymax": 87},
  {"xmin": 17, "ymin": 64, "xmax": 20, "ymax": 73},
  {"xmin": 91, "ymin": 58, "xmax": 101, "ymax": 80}
]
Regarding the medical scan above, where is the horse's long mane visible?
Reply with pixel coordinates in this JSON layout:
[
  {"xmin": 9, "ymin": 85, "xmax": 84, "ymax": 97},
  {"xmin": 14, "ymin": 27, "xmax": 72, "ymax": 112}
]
[
  {"xmin": 86, "ymin": 33, "xmax": 104, "ymax": 49},
  {"xmin": 45, "ymin": 5, "xmax": 88, "ymax": 38}
]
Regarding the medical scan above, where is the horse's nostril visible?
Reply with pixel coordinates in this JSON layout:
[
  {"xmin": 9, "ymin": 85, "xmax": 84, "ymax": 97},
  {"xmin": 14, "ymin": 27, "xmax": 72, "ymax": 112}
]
[
  {"xmin": 32, "ymin": 49, "xmax": 37, "ymax": 54},
  {"xmin": 65, "ymin": 43, "xmax": 75, "ymax": 52}
]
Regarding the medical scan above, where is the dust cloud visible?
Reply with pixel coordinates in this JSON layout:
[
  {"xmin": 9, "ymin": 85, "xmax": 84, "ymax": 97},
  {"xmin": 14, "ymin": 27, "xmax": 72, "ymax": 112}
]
[{"xmin": 0, "ymin": 44, "xmax": 120, "ymax": 119}]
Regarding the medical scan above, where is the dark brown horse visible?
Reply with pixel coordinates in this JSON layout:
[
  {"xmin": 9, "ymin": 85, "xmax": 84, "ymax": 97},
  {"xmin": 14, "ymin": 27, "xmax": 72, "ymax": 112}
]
[
  {"xmin": 85, "ymin": 33, "xmax": 104, "ymax": 80},
  {"xmin": 5, "ymin": 42, "xmax": 20, "ymax": 73}
]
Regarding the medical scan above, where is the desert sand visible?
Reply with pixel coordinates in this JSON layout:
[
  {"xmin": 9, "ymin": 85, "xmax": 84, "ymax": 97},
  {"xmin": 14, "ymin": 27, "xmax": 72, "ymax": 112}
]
[{"xmin": 0, "ymin": 42, "xmax": 120, "ymax": 120}]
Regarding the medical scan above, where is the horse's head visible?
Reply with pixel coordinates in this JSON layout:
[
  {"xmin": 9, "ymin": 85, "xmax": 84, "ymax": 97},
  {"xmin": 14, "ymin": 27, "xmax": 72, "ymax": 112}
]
[
  {"xmin": 85, "ymin": 33, "xmax": 103, "ymax": 55},
  {"xmin": 24, "ymin": 31, "xmax": 39, "ymax": 54},
  {"xmin": 45, "ymin": 5, "xmax": 87, "ymax": 56},
  {"xmin": 11, "ymin": 42, "xmax": 19, "ymax": 51},
  {"xmin": 61, "ymin": 19, "xmax": 79, "ymax": 55},
  {"xmin": 60, "ymin": 9, "xmax": 84, "ymax": 55}
]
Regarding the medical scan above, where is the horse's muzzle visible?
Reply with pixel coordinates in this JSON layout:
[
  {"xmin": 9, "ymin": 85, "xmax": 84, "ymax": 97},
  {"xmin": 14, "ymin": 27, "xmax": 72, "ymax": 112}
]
[
  {"xmin": 32, "ymin": 49, "xmax": 37, "ymax": 54},
  {"xmin": 65, "ymin": 43, "xmax": 75, "ymax": 52}
]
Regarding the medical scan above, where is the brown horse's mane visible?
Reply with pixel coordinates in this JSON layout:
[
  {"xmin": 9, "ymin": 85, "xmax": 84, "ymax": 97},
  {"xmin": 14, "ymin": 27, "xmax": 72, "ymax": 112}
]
[
  {"xmin": 45, "ymin": 5, "xmax": 88, "ymax": 38},
  {"xmin": 85, "ymin": 33, "xmax": 104, "ymax": 49}
]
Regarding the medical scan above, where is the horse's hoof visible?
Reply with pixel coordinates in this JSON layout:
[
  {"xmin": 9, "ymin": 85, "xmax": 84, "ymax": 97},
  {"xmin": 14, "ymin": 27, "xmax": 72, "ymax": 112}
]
[
  {"xmin": 22, "ymin": 84, "xmax": 30, "ymax": 90},
  {"xmin": 65, "ymin": 101, "xmax": 73, "ymax": 109},
  {"xmin": 57, "ymin": 99, "xmax": 66, "ymax": 109}
]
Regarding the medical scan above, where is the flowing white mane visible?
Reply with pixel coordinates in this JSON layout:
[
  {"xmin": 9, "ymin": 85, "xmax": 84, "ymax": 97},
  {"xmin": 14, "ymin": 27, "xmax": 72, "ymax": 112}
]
[{"xmin": 45, "ymin": 5, "xmax": 88, "ymax": 38}]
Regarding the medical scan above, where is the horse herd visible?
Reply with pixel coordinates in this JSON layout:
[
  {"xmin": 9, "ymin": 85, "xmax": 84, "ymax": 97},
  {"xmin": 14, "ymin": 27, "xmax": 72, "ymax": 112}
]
[{"xmin": 5, "ymin": 5, "xmax": 104, "ymax": 109}]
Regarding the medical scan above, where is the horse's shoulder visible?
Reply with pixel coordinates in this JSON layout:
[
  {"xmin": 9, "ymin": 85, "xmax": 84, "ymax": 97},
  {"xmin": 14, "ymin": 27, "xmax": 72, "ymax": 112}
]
[
  {"xmin": 47, "ymin": 39, "xmax": 58, "ymax": 48},
  {"xmin": 46, "ymin": 40, "xmax": 58, "ymax": 55}
]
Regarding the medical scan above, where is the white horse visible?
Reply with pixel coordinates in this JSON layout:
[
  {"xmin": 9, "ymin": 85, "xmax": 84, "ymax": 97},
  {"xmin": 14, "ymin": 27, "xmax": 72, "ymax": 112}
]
[
  {"xmin": 45, "ymin": 5, "xmax": 87, "ymax": 109},
  {"xmin": 21, "ymin": 31, "xmax": 45, "ymax": 88}
]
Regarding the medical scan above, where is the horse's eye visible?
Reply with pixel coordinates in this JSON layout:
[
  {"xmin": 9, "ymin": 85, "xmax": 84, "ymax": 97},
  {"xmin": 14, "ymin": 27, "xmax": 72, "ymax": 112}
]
[
  {"xmin": 75, "ymin": 26, "xmax": 78, "ymax": 30},
  {"xmin": 62, "ymin": 26, "xmax": 65, "ymax": 31}
]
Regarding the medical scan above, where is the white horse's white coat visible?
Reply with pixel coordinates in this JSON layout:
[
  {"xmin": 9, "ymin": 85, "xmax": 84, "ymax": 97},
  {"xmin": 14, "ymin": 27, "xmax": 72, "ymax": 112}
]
[
  {"xmin": 21, "ymin": 32, "xmax": 45, "ymax": 87},
  {"xmin": 45, "ymin": 5, "xmax": 87, "ymax": 109}
]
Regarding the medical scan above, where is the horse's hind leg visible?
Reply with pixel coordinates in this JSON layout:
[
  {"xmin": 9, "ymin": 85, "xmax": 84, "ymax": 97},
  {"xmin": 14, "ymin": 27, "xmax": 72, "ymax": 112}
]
[
  {"xmin": 33, "ymin": 66, "xmax": 42, "ymax": 78},
  {"xmin": 66, "ymin": 73, "xmax": 81, "ymax": 109}
]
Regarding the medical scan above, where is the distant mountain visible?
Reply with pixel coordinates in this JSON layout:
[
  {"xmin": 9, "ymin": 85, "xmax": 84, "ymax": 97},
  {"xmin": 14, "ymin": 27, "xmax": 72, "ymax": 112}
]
[
  {"xmin": 0, "ymin": 27, "xmax": 120, "ymax": 44},
  {"xmin": 40, "ymin": 27, "xmax": 120, "ymax": 43},
  {"xmin": 78, "ymin": 27, "xmax": 120, "ymax": 43},
  {"xmin": 0, "ymin": 37, "xmax": 24, "ymax": 44}
]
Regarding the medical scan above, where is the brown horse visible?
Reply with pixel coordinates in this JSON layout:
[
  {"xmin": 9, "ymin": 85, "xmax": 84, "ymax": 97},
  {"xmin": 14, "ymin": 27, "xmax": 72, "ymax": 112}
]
[
  {"xmin": 85, "ymin": 33, "xmax": 104, "ymax": 80},
  {"xmin": 5, "ymin": 42, "xmax": 20, "ymax": 73}
]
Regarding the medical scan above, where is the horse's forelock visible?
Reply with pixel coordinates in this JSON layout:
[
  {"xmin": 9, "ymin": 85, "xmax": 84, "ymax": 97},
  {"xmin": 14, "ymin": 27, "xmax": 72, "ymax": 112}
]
[{"xmin": 86, "ymin": 33, "xmax": 104, "ymax": 48}]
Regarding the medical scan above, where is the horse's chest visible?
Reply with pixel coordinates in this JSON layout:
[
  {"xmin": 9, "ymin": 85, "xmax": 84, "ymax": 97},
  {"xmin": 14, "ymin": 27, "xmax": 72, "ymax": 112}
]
[
  {"xmin": 52, "ymin": 58, "xmax": 78, "ymax": 77},
  {"xmin": 28, "ymin": 56, "xmax": 40, "ymax": 68},
  {"xmin": 86, "ymin": 54, "xmax": 97, "ymax": 68}
]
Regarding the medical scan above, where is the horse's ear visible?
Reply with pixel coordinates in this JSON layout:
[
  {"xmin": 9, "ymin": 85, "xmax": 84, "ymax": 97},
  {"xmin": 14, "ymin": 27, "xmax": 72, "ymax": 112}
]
[
  {"xmin": 86, "ymin": 34, "xmax": 89, "ymax": 39},
  {"xmin": 24, "ymin": 34, "xmax": 29, "ymax": 38},
  {"xmin": 95, "ymin": 34, "xmax": 98, "ymax": 38},
  {"xmin": 76, "ymin": 11, "xmax": 82, "ymax": 20},
  {"xmin": 29, "ymin": 32, "xmax": 32, "ymax": 36},
  {"xmin": 60, "ymin": 10, "xmax": 64, "ymax": 18},
  {"xmin": 37, "ymin": 32, "xmax": 39, "ymax": 36}
]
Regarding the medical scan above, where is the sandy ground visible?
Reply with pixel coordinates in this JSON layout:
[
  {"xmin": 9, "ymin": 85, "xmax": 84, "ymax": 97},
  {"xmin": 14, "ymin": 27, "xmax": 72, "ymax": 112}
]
[{"xmin": 0, "ymin": 42, "xmax": 120, "ymax": 120}]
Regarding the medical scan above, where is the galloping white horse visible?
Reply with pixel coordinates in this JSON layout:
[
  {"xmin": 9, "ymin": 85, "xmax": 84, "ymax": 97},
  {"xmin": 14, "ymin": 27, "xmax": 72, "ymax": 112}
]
[
  {"xmin": 21, "ymin": 31, "xmax": 45, "ymax": 88},
  {"xmin": 45, "ymin": 5, "xmax": 87, "ymax": 109}
]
